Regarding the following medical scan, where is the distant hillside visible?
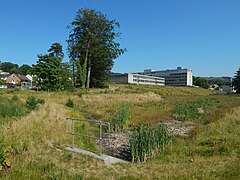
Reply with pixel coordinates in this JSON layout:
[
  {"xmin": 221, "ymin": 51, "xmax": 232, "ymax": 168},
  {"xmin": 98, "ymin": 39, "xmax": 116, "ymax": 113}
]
[
  {"xmin": 205, "ymin": 76, "xmax": 232, "ymax": 85},
  {"xmin": 205, "ymin": 76, "xmax": 232, "ymax": 82}
]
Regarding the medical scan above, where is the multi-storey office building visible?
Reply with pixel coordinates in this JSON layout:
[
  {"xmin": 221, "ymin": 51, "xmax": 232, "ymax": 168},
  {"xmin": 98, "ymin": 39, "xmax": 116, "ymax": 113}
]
[
  {"xmin": 109, "ymin": 73, "xmax": 165, "ymax": 86},
  {"xmin": 138, "ymin": 67, "xmax": 193, "ymax": 86}
]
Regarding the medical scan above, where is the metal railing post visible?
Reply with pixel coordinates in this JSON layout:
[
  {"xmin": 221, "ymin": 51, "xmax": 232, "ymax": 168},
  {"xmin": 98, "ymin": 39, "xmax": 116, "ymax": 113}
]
[
  {"xmin": 99, "ymin": 120, "xmax": 102, "ymax": 156},
  {"xmin": 66, "ymin": 117, "xmax": 69, "ymax": 133},
  {"xmin": 71, "ymin": 118, "xmax": 75, "ymax": 148},
  {"xmin": 66, "ymin": 117, "xmax": 111, "ymax": 155},
  {"xmin": 108, "ymin": 122, "xmax": 110, "ymax": 140}
]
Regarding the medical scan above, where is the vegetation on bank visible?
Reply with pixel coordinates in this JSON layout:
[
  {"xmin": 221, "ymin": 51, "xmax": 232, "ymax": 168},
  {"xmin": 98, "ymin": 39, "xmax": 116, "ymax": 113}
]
[
  {"xmin": 130, "ymin": 124, "xmax": 171, "ymax": 162},
  {"xmin": 0, "ymin": 85, "xmax": 240, "ymax": 179},
  {"xmin": 0, "ymin": 95, "xmax": 28, "ymax": 124},
  {"xmin": 0, "ymin": 94, "xmax": 45, "ymax": 171},
  {"xmin": 173, "ymin": 98, "xmax": 214, "ymax": 121}
]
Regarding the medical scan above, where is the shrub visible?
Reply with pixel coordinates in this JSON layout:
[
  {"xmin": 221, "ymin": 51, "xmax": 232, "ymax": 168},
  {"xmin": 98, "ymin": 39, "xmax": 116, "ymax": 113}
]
[
  {"xmin": 65, "ymin": 98, "xmax": 74, "ymax": 107},
  {"xmin": 25, "ymin": 96, "xmax": 38, "ymax": 110},
  {"xmin": 0, "ymin": 142, "xmax": 10, "ymax": 169},
  {"xmin": 37, "ymin": 98, "xmax": 45, "ymax": 104},
  {"xmin": 108, "ymin": 104, "xmax": 132, "ymax": 132},
  {"xmin": 11, "ymin": 95, "xmax": 20, "ymax": 101},
  {"xmin": 129, "ymin": 124, "xmax": 171, "ymax": 162}
]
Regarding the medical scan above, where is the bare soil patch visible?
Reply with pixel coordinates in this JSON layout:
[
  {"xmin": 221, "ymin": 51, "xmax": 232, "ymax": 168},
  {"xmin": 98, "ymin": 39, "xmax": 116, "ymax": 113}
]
[
  {"xmin": 103, "ymin": 132, "xmax": 131, "ymax": 161},
  {"xmin": 162, "ymin": 120, "xmax": 194, "ymax": 136},
  {"xmin": 103, "ymin": 120, "xmax": 194, "ymax": 161}
]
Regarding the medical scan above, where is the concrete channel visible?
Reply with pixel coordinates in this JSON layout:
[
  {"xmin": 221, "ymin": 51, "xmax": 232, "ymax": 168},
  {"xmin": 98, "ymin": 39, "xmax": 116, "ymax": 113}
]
[{"xmin": 65, "ymin": 147, "xmax": 129, "ymax": 164}]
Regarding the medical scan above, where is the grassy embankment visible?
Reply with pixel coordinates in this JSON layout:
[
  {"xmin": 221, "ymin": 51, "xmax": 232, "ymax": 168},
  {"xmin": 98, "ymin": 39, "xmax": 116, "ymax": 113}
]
[{"xmin": 0, "ymin": 84, "xmax": 240, "ymax": 179}]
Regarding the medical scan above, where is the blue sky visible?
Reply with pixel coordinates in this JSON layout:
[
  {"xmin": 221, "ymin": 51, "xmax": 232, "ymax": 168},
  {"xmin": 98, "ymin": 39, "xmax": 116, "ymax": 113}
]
[{"xmin": 0, "ymin": 0, "xmax": 240, "ymax": 77}]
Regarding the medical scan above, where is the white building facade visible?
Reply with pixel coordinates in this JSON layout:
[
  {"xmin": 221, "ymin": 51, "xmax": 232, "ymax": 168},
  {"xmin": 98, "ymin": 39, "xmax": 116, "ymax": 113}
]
[
  {"xmin": 139, "ymin": 67, "xmax": 193, "ymax": 86},
  {"xmin": 109, "ymin": 73, "xmax": 165, "ymax": 86}
]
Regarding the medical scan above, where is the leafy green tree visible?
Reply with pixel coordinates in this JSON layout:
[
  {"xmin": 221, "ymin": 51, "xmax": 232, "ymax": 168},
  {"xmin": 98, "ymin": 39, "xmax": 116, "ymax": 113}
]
[
  {"xmin": 59, "ymin": 62, "xmax": 74, "ymax": 90},
  {"xmin": 33, "ymin": 43, "xmax": 64, "ymax": 91},
  {"xmin": 67, "ymin": 8, "xmax": 126, "ymax": 88},
  {"xmin": 233, "ymin": 68, "xmax": 240, "ymax": 93},
  {"xmin": 194, "ymin": 77, "xmax": 209, "ymax": 89},
  {"xmin": 48, "ymin": 42, "xmax": 64, "ymax": 59},
  {"xmin": 33, "ymin": 54, "xmax": 62, "ymax": 91},
  {"xmin": 19, "ymin": 64, "xmax": 32, "ymax": 75},
  {"xmin": 0, "ymin": 62, "xmax": 19, "ymax": 74}
]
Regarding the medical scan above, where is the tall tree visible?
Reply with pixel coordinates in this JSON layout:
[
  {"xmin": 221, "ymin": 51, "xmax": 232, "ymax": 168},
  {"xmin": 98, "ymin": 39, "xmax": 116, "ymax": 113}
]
[
  {"xmin": 193, "ymin": 77, "xmax": 209, "ymax": 89},
  {"xmin": 67, "ymin": 9, "xmax": 126, "ymax": 88},
  {"xmin": 19, "ymin": 64, "xmax": 32, "ymax": 75},
  {"xmin": 32, "ymin": 43, "xmax": 64, "ymax": 91},
  {"xmin": 59, "ymin": 62, "xmax": 74, "ymax": 90},
  {"xmin": 48, "ymin": 42, "xmax": 64, "ymax": 59},
  {"xmin": 233, "ymin": 68, "xmax": 240, "ymax": 93}
]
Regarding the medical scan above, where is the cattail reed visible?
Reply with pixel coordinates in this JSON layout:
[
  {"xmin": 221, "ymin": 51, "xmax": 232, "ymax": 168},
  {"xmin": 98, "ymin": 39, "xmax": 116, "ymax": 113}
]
[{"xmin": 130, "ymin": 124, "xmax": 171, "ymax": 162}]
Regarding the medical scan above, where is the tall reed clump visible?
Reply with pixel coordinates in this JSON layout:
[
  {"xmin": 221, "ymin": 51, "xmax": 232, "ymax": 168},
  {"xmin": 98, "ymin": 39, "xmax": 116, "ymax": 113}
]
[
  {"xmin": 129, "ymin": 124, "xmax": 171, "ymax": 162},
  {"xmin": 108, "ymin": 103, "xmax": 132, "ymax": 132}
]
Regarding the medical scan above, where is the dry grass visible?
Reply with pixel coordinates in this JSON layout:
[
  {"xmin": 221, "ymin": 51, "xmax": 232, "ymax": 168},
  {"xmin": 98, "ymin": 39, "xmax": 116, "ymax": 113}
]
[
  {"xmin": 82, "ymin": 91, "xmax": 162, "ymax": 104},
  {"xmin": 130, "ymin": 107, "xmax": 172, "ymax": 125},
  {"xmin": 0, "ymin": 86, "xmax": 240, "ymax": 179}
]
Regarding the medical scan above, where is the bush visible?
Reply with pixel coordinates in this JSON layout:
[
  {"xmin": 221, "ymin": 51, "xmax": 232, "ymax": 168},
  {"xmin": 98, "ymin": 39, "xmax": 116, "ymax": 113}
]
[
  {"xmin": 11, "ymin": 95, "xmax": 20, "ymax": 101},
  {"xmin": 0, "ymin": 142, "xmax": 10, "ymax": 169},
  {"xmin": 26, "ymin": 96, "xmax": 38, "ymax": 110},
  {"xmin": 108, "ymin": 104, "xmax": 132, "ymax": 132},
  {"xmin": 37, "ymin": 98, "xmax": 45, "ymax": 104},
  {"xmin": 65, "ymin": 98, "xmax": 74, "ymax": 107}
]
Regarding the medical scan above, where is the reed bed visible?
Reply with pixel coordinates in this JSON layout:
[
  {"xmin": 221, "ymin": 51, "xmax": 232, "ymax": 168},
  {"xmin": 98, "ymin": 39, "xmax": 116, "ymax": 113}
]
[{"xmin": 129, "ymin": 124, "xmax": 171, "ymax": 162}]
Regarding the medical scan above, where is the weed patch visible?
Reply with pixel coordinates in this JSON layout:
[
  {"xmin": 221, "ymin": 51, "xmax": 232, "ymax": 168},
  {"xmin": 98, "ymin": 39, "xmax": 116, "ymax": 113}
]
[
  {"xmin": 108, "ymin": 103, "xmax": 132, "ymax": 132},
  {"xmin": 65, "ymin": 97, "xmax": 74, "ymax": 107},
  {"xmin": 0, "ymin": 96, "xmax": 29, "ymax": 124},
  {"xmin": 25, "ymin": 96, "xmax": 38, "ymax": 110},
  {"xmin": 173, "ymin": 99, "xmax": 214, "ymax": 121}
]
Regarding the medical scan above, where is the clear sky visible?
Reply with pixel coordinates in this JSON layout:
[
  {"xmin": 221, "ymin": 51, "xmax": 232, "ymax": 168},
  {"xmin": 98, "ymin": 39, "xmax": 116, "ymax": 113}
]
[{"xmin": 1, "ymin": 0, "xmax": 240, "ymax": 77}]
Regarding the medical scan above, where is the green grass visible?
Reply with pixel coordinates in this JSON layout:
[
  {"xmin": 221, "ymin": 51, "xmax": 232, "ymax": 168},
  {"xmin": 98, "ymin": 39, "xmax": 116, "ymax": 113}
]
[
  {"xmin": 0, "ymin": 95, "xmax": 30, "ymax": 170},
  {"xmin": 108, "ymin": 103, "xmax": 132, "ymax": 132},
  {"xmin": 0, "ymin": 85, "xmax": 240, "ymax": 179},
  {"xmin": 0, "ymin": 95, "xmax": 29, "ymax": 125},
  {"xmin": 173, "ymin": 98, "xmax": 215, "ymax": 121}
]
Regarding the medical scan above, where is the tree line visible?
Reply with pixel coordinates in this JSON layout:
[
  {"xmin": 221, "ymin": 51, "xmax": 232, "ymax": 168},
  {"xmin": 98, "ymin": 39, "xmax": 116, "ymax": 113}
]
[
  {"xmin": 0, "ymin": 61, "xmax": 32, "ymax": 75},
  {"xmin": 1, "ymin": 8, "xmax": 125, "ymax": 91},
  {"xmin": 193, "ymin": 71, "xmax": 240, "ymax": 93}
]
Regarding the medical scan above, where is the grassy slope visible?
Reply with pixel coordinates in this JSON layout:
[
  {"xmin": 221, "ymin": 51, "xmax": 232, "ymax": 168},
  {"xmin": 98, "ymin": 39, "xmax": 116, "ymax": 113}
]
[{"xmin": 0, "ymin": 85, "xmax": 240, "ymax": 179}]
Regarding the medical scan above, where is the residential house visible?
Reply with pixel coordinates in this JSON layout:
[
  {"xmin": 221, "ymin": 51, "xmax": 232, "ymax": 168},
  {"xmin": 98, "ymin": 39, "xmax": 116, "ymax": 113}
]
[
  {"xmin": 0, "ymin": 71, "xmax": 10, "ymax": 89},
  {"xmin": 6, "ymin": 74, "xmax": 31, "ymax": 89}
]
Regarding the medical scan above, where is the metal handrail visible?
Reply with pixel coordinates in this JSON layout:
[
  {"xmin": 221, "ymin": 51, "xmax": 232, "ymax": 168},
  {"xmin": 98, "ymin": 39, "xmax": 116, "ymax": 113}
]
[{"xmin": 66, "ymin": 117, "xmax": 110, "ymax": 156}]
